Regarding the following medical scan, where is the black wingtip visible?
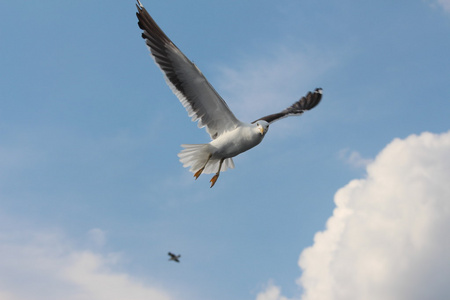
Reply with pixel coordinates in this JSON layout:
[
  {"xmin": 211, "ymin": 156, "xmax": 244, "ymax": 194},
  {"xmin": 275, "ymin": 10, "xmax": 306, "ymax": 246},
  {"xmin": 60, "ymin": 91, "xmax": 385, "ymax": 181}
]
[
  {"xmin": 306, "ymin": 88, "xmax": 323, "ymax": 110},
  {"xmin": 136, "ymin": 0, "xmax": 144, "ymax": 13},
  {"xmin": 251, "ymin": 87, "xmax": 323, "ymax": 124}
]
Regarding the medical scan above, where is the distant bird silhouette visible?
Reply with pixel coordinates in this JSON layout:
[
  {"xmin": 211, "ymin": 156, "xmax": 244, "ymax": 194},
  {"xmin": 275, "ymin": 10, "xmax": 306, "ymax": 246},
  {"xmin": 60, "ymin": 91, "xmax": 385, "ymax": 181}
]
[{"xmin": 168, "ymin": 252, "xmax": 181, "ymax": 263}]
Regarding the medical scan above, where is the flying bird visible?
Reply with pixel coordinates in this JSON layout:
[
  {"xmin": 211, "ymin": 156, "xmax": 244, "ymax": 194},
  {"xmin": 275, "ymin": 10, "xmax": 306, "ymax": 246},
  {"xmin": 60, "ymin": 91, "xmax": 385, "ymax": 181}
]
[
  {"xmin": 168, "ymin": 252, "xmax": 181, "ymax": 263},
  {"xmin": 135, "ymin": 1, "xmax": 322, "ymax": 187}
]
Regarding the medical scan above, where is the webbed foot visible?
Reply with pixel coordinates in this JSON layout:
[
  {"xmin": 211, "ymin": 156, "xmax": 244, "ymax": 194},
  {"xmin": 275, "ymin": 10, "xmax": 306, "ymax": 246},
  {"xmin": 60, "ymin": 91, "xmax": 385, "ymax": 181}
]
[
  {"xmin": 194, "ymin": 167, "xmax": 204, "ymax": 180},
  {"xmin": 210, "ymin": 174, "xmax": 219, "ymax": 188}
]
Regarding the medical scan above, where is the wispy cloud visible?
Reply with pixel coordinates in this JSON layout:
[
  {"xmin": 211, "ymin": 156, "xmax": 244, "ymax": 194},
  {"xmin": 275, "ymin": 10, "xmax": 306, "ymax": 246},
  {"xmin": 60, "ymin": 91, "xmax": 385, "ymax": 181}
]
[
  {"xmin": 338, "ymin": 148, "xmax": 373, "ymax": 169},
  {"xmin": 427, "ymin": 0, "xmax": 450, "ymax": 13},
  {"xmin": 87, "ymin": 228, "xmax": 107, "ymax": 247},
  {"xmin": 0, "ymin": 226, "xmax": 172, "ymax": 300},
  {"xmin": 437, "ymin": 0, "xmax": 450, "ymax": 12},
  {"xmin": 215, "ymin": 45, "xmax": 336, "ymax": 124}
]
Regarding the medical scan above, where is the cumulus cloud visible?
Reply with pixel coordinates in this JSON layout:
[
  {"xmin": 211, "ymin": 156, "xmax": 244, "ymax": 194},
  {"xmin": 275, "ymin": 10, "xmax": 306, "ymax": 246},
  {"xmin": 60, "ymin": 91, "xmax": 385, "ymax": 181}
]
[
  {"xmin": 256, "ymin": 283, "xmax": 290, "ymax": 300},
  {"xmin": 298, "ymin": 131, "xmax": 450, "ymax": 300},
  {"xmin": 0, "ymin": 227, "xmax": 172, "ymax": 300}
]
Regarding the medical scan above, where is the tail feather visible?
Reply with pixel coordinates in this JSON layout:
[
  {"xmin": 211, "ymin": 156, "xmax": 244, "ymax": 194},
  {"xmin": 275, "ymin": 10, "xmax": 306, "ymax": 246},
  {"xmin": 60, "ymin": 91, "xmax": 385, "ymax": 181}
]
[{"xmin": 178, "ymin": 144, "xmax": 234, "ymax": 174}]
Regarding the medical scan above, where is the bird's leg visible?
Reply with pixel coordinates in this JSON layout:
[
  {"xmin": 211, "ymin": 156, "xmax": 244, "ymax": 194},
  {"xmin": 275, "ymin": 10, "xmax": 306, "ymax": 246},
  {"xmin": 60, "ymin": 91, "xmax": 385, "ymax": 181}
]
[
  {"xmin": 210, "ymin": 158, "xmax": 225, "ymax": 188},
  {"xmin": 194, "ymin": 154, "xmax": 212, "ymax": 180}
]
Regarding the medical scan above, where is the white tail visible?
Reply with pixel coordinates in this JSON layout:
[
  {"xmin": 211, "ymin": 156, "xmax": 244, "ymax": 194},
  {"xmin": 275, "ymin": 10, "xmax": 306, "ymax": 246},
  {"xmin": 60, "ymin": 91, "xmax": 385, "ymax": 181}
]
[{"xmin": 178, "ymin": 144, "xmax": 235, "ymax": 174}]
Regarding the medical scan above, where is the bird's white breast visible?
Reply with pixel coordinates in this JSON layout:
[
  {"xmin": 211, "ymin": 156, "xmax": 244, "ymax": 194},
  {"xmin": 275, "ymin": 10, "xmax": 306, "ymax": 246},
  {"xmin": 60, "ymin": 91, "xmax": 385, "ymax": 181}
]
[{"xmin": 209, "ymin": 124, "xmax": 265, "ymax": 159}]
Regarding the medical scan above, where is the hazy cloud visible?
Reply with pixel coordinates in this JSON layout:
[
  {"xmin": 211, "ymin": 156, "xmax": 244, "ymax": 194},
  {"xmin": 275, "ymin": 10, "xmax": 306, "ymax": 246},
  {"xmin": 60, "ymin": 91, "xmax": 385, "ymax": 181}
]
[
  {"xmin": 338, "ymin": 148, "xmax": 373, "ymax": 169},
  {"xmin": 435, "ymin": 0, "xmax": 450, "ymax": 12},
  {"xmin": 216, "ymin": 46, "xmax": 335, "ymax": 123},
  {"xmin": 298, "ymin": 131, "xmax": 450, "ymax": 300},
  {"xmin": 0, "ymin": 227, "xmax": 172, "ymax": 300},
  {"xmin": 87, "ymin": 228, "xmax": 107, "ymax": 247},
  {"xmin": 426, "ymin": 0, "xmax": 450, "ymax": 12}
]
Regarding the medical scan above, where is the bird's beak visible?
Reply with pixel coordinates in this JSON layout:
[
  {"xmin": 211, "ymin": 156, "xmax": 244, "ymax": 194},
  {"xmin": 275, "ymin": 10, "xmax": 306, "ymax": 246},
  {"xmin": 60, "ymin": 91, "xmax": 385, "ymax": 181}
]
[{"xmin": 259, "ymin": 127, "xmax": 264, "ymax": 135}]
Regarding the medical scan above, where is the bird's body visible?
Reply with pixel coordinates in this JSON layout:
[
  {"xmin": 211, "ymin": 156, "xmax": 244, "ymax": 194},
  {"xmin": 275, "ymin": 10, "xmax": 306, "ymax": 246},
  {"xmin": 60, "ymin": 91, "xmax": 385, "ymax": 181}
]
[
  {"xmin": 209, "ymin": 122, "xmax": 268, "ymax": 158},
  {"xmin": 168, "ymin": 252, "xmax": 181, "ymax": 263},
  {"xmin": 178, "ymin": 121, "xmax": 269, "ymax": 184},
  {"xmin": 135, "ymin": 1, "xmax": 322, "ymax": 187}
]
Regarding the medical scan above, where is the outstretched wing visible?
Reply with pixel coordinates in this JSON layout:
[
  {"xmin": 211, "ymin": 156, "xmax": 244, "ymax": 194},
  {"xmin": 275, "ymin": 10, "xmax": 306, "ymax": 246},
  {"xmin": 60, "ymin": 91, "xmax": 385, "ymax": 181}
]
[
  {"xmin": 253, "ymin": 88, "xmax": 323, "ymax": 124},
  {"xmin": 136, "ymin": 1, "xmax": 241, "ymax": 139}
]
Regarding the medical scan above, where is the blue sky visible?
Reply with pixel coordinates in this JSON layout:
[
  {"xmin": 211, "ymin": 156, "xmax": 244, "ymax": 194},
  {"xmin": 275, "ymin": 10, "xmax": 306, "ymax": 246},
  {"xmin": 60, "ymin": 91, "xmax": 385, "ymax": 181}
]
[{"xmin": 1, "ymin": 1, "xmax": 450, "ymax": 300}]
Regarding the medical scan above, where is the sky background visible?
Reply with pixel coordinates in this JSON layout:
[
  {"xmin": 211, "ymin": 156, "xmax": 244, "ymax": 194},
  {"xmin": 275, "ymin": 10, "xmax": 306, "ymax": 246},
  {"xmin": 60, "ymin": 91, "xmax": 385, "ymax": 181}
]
[{"xmin": 1, "ymin": 1, "xmax": 450, "ymax": 300}]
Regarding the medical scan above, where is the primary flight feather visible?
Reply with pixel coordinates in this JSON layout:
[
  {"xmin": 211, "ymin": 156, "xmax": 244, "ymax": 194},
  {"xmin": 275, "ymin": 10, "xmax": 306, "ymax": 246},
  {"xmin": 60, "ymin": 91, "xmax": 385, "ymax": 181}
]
[{"xmin": 136, "ymin": 1, "xmax": 323, "ymax": 187}]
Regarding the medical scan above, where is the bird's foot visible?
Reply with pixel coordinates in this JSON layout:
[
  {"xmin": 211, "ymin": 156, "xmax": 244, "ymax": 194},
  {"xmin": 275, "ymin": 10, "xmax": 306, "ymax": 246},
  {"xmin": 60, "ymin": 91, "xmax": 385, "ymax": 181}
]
[
  {"xmin": 210, "ymin": 174, "xmax": 219, "ymax": 188},
  {"xmin": 194, "ymin": 167, "xmax": 204, "ymax": 180}
]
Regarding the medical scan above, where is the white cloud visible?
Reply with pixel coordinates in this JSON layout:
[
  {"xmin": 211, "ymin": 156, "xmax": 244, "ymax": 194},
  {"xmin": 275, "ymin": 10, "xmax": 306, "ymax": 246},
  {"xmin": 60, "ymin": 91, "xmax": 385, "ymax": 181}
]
[
  {"xmin": 298, "ymin": 131, "xmax": 450, "ymax": 300},
  {"xmin": 0, "ymin": 228, "xmax": 172, "ymax": 300},
  {"xmin": 256, "ymin": 283, "xmax": 290, "ymax": 300}
]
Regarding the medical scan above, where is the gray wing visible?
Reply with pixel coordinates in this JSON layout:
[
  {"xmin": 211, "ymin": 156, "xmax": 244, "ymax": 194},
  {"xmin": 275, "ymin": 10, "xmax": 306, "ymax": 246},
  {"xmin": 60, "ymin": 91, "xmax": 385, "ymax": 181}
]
[
  {"xmin": 253, "ymin": 88, "xmax": 323, "ymax": 124},
  {"xmin": 136, "ymin": 1, "xmax": 241, "ymax": 139}
]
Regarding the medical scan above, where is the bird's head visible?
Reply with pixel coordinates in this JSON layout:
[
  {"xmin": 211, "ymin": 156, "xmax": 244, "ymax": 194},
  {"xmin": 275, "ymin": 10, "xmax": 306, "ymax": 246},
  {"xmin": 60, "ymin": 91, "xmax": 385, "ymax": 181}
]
[{"xmin": 255, "ymin": 120, "xmax": 269, "ymax": 135}]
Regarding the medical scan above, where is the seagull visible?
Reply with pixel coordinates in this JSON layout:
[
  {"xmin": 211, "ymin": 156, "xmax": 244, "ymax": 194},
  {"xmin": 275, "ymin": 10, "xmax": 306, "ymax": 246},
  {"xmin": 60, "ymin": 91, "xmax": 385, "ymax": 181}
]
[
  {"xmin": 135, "ymin": 1, "xmax": 323, "ymax": 187},
  {"xmin": 168, "ymin": 252, "xmax": 181, "ymax": 263}
]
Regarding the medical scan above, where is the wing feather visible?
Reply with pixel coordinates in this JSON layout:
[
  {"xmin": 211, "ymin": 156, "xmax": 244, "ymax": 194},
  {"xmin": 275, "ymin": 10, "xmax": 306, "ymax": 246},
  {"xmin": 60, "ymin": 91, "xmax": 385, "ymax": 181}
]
[
  {"xmin": 136, "ymin": 1, "xmax": 241, "ymax": 139},
  {"xmin": 253, "ymin": 88, "xmax": 323, "ymax": 124}
]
